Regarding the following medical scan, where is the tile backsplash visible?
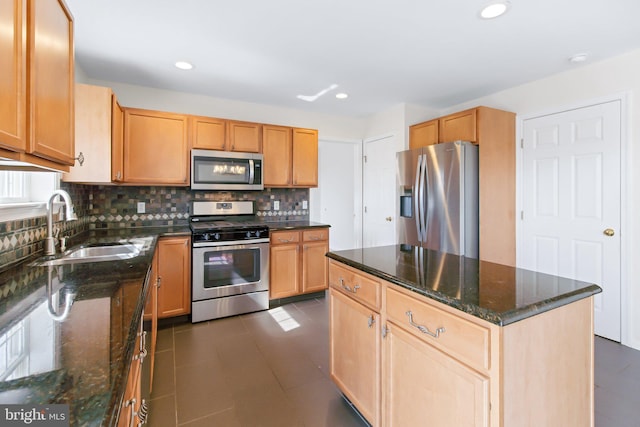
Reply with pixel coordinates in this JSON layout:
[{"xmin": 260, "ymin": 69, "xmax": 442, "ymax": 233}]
[{"xmin": 0, "ymin": 183, "xmax": 309, "ymax": 270}]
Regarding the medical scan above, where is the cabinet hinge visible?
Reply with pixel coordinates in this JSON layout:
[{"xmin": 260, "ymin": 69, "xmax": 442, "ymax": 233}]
[
  {"xmin": 520, "ymin": 138, "xmax": 524, "ymax": 148},
  {"xmin": 364, "ymin": 206, "xmax": 368, "ymax": 213},
  {"xmin": 364, "ymin": 155, "xmax": 368, "ymax": 163},
  {"xmin": 382, "ymin": 324, "xmax": 389, "ymax": 338},
  {"xmin": 521, "ymin": 211, "xmax": 524, "ymax": 220}
]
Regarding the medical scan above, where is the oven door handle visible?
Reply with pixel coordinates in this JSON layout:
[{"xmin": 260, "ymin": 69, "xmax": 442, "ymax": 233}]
[{"xmin": 193, "ymin": 238, "xmax": 270, "ymax": 248}]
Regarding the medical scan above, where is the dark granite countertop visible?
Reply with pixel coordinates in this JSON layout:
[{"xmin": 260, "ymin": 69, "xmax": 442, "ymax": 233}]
[
  {"xmin": 0, "ymin": 226, "xmax": 190, "ymax": 426},
  {"xmin": 327, "ymin": 244, "xmax": 602, "ymax": 326},
  {"xmin": 264, "ymin": 221, "xmax": 330, "ymax": 231}
]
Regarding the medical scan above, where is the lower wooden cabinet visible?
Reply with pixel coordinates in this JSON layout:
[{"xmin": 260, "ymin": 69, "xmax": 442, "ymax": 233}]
[
  {"xmin": 269, "ymin": 228, "xmax": 329, "ymax": 299},
  {"xmin": 329, "ymin": 288, "xmax": 381, "ymax": 426},
  {"xmin": 156, "ymin": 236, "xmax": 191, "ymax": 318},
  {"xmin": 118, "ymin": 313, "xmax": 144, "ymax": 427},
  {"xmin": 384, "ymin": 318, "xmax": 489, "ymax": 427}
]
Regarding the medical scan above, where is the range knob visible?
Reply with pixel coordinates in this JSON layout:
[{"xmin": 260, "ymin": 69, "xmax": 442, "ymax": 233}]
[
  {"xmin": 203, "ymin": 233, "xmax": 210, "ymax": 241},
  {"xmin": 213, "ymin": 233, "xmax": 221, "ymax": 240},
  {"xmin": 246, "ymin": 231, "xmax": 252, "ymax": 238},
  {"xmin": 255, "ymin": 230, "xmax": 261, "ymax": 238}
]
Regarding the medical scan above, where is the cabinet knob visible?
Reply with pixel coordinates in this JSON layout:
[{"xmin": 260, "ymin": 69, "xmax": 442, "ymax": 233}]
[
  {"xmin": 385, "ymin": 217, "xmax": 392, "ymax": 222},
  {"xmin": 603, "ymin": 228, "xmax": 615, "ymax": 237}
]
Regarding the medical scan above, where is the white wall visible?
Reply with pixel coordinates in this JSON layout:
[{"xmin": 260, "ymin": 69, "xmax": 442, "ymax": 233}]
[
  {"xmin": 441, "ymin": 49, "xmax": 640, "ymax": 350},
  {"xmin": 90, "ymin": 80, "xmax": 365, "ymax": 142}
]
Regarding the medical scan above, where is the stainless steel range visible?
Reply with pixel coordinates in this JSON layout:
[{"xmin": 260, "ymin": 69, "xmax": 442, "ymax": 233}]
[{"xmin": 190, "ymin": 201, "xmax": 270, "ymax": 323}]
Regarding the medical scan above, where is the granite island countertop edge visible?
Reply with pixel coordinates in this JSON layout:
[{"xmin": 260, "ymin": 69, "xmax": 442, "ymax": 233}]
[{"xmin": 326, "ymin": 251, "xmax": 602, "ymax": 327}]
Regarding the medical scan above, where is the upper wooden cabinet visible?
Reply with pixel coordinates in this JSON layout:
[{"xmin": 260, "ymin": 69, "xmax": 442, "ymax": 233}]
[
  {"xmin": 409, "ymin": 119, "xmax": 438, "ymax": 149},
  {"xmin": 123, "ymin": 108, "xmax": 190, "ymax": 185},
  {"xmin": 0, "ymin": 0, "xmax": 74, "ymax": 171},
  {"xmin": 263, "ymin": 126, "xmax": 318, "ymax": 188},
  {"xmin": 190, "ymin": 115, "xmax": 226, "ymax": 150},
  {"xmin": 439, "ymin": 108, "xmax": 477, "ymax": 142},
  {"xmin": 227, "ymin": 120, "xmax": 261, "ymax": 153},
  {"xmin": 263, "ymin": 125, "xmax": 292, "ymax": 187},
  {"xmin": 0, "ymin": 0, "xmax": 26, "ymax": 153},
  {"xmin": 191, "ymin": 117, "xmax": 262, "ymax": 153},
  {"xmin": 292, "ymin": 128, "xmax": 318, "ymax": 187},
  {"xmin": 63, "ymin": 84, "xmax": 123, "ymax": 184},
  {"xmin": 111, "ymin": 96, "xmax": 124, "ymax": 182}
]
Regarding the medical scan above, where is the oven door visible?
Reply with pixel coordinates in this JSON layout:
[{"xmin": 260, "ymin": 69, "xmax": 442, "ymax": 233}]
[{"xmin": 192, "ymin": 241, "xmax": 269, "ymax": 301}]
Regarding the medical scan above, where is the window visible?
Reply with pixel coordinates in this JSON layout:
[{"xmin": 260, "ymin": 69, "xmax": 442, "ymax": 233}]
[{"xmin": 0, "ymin": 171, "xmax": 59, "ymax": 221}]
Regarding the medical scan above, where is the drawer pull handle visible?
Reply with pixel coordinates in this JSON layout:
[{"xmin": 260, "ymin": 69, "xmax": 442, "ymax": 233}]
[
  {"xmin": 405, "ymin": 310, "xmax": 445, "ymax": 338},
  {"xmin": 367, "ymin": 315, "xmax": 375, "ymax": 328},
  {"xmin": 339, "ymin": 278, "xmax": 360, "ymax": 294},
  {"xmin": 278, "ymin": 238, "xmax": 293, "ymax": 243}
]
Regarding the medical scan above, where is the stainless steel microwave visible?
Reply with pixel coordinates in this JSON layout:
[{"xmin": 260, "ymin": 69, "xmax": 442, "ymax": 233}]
[{"xmin": 191, "ymin": 149, "xmax": 263, "ymax": 190}]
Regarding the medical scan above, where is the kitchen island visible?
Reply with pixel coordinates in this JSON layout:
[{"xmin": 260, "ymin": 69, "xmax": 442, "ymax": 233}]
[
  {"xmin": 0, "ymin": 227, "xmax": 189, "ymax": 426},
  {"xmin": 327, "ymin": 244, "xmax": 602, "ymax": 427}
]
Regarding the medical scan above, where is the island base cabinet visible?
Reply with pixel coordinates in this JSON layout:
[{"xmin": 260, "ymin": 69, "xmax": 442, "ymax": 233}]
[
  {"xmin": 329, "ymin": 289, "xmax": 380, "ymax": 426},
  {"xmin": 383, "ymin": 324, "xmax": 489, "ymax": 427}
]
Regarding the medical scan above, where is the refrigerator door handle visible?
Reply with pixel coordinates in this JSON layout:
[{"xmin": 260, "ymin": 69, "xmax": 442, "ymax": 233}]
[
  {"xmin": 414, "ymin": 154, "xmax": 423, "ymax": 241},
  {"xmin": 423, "ymin": 152, "xmax": 430, "ymax": 243},
  {"xmin": 418, "ymin": 154, "xmax": 428, "ymax": 243}
]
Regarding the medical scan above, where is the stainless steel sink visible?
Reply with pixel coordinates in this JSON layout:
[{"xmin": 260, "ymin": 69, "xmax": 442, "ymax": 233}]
[{"xmin": 31, "ymin": 238, "xmax": 152, "ymax": 267}]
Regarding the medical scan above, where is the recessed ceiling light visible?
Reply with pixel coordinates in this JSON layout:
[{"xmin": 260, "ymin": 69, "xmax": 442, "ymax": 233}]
[
  {"xmin": 479, "ymin": 1, "xmax": 511, "ymax": 19},
  {"xmin": 175, "ymin": 61, "xmax": 193, "ymax": 70},
  {"xmin": 335, "ymin": 93, "xmax": 348, "ymax": 99},
  {"xmin": 569, "ymin": 53, "xmax": 589, "ymax": 64}
]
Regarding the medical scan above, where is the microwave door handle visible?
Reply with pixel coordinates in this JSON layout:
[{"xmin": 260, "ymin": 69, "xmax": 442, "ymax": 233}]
[{"xmin": 248, "ymin": 159, "xmax": 255, "ymax": 184}]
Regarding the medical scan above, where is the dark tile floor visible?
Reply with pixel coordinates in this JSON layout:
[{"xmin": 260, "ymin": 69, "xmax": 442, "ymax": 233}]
[{"xmin": 147, "ymin": 294, "xmax": 640, "ymax": 426}]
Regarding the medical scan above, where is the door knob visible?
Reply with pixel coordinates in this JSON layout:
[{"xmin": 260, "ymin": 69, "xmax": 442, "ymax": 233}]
[
  {"xmin": 603, "ymin": 228, "xmax": 615, "ymax": 237},
  {"xmin": 385, "ymin": 217, "xmax": 392, "ymax": 222}
]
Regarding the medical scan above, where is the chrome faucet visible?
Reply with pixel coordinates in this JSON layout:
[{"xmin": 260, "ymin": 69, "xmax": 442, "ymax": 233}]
[{"xmin": 45, "ymin": 189, "xmax": 77, "ymax": 255}]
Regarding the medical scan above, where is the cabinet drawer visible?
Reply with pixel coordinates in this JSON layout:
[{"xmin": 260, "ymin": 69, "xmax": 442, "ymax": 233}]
[
  {"xmin": 329, "ymin": 261, "xmax": 381, "ymax": 311},
  {"xmin": 303, "ymin": 228, "xmax": 328, "ymax": 242},
  {"xmin": 386, "ymin": 286, "xmax": 490, "ymax": 372},
  {"xmin": 270, "ymin": 231, "xmax": 300, "ymax": 245}
]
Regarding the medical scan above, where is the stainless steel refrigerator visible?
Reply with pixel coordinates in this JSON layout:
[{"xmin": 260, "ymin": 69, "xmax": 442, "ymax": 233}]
[{"xmin": 397, "ymin": 141, "xmax": 479, "ymax": 258}]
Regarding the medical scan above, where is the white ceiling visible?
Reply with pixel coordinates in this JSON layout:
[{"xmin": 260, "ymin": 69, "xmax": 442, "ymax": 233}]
[{"xmin": 66, "ymin": 0, "xmax": 640, "ymax": 118}]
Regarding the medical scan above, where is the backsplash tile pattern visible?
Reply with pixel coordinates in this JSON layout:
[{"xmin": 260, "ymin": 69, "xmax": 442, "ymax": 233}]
[
  {"xmin": 0, "ymin": 183, "xmax": 92, "ymax": 270},
  {"xmin": 0, "ymin": 182, "xmax": 309, "ymax": 270},
  {"xmin": 84, "ymin": 186, "xmax": 309, "ymax": 228}
]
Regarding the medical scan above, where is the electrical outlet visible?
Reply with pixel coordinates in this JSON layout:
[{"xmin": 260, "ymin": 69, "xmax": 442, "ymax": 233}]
[
  {"xmin": 273, "ymin": 201, "xmax": 280, "ymax": 211},
  {"xmin": 137, "ymin": 202, "xmax": 145, "ymax": 214},
  {"xmin": 302, "ymin": 200, "xmax": 308, "ymax": 210}
]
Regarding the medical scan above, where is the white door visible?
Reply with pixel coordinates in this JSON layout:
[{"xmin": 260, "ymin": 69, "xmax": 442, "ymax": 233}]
[
  {"xmin": 310, "ymin": 139, "xmax": 362, "ymax": 250},
  {"xmin": 363, "ymin": 135, "xmax": 396, "ymax": 248},
  {"xmin": 521, "ymin": 100, "xmax": 621, "ymax": 341}
]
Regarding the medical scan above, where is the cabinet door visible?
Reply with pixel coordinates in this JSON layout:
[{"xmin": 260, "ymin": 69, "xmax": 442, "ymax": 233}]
[
  {"xmin": 263, "ymin": 125, "xmax": 292, "ymax": 187},
  {"xmin": 143, "ymin": 250, "xmax": 158, "ymax": 392},
  {"xmin": 28, "ymin": 0, "xmax": 75, "ymax": 165},
  {"xmin": 302, "ymin": 240, "xmax": 328, "ymax": 294},
  {"xmin": 0, "ymin": 0, "xmax": 26, "ymax": 152},
  {"xmin": 111, "ymin": 95, "xmax": 124, "ymax": 182},
  {"xmin": 157, "ymin": 237, "xmax": 191, "ymax": 318},
  {"xmin": 191, "ymin": 116, "xmax": 226, "ymax": 150},
  {"xmin": 123, "ymin": 108, "xmax": 189, "ymax": 185},
  {"xmin": 269, "ymin": 243, "xmax": 300, "ymax": 299},
  {"xmin": 384, "ymin": 324, "xmax": 489, "ymax": 427},
  {"xmin": 227, "ymin": 120, "xmax": 261, "ymax": 153},
  {"xmin": 292, "ymin": 128, "xmax": 318, "ymax": 187},
  {"xmin": 409, "ymin": 119, "xmax": 438, "ymax": 149},
  {"xmin": 63, "ymin": 84, "xmax": 112, "ymax": 183},
  {"xmin": 439, "ymin": 108, "xmax": 477, "ymax": 143},
  {"xmin": 330, "ymin": 289, "xmax": 380, "ymax": 426}
]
